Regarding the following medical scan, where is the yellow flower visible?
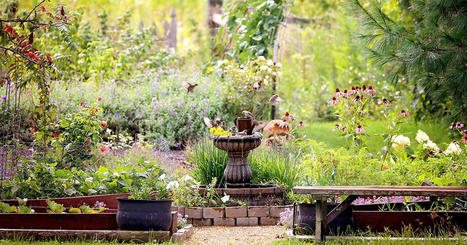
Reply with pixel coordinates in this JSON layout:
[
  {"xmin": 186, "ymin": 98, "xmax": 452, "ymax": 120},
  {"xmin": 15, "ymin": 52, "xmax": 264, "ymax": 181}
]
[
  {"xmin": 209, "ymin": 128, "xmax": 216, "ymax": 134},
  {"xmin": 227, "ymin": 132, "xmax": 232, "ymax": 136}
]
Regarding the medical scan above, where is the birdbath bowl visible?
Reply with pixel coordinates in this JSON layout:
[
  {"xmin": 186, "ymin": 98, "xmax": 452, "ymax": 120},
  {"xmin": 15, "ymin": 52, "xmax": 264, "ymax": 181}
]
[{"xmin": 212, "ymin": 133, "xmax": 262, "ymax": 187}]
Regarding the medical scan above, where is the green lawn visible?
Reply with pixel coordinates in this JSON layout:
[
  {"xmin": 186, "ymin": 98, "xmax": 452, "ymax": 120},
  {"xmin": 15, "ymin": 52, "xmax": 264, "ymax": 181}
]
[{"xmin": 301, "ymin": 120, "xmax": 453, "ymax": 153}]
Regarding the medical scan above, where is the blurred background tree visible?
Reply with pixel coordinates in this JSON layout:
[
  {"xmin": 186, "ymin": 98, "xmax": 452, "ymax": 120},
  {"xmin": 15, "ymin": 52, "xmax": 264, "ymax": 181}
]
[{"xmin": 351, "ymin": 0, "xmax": 466, "ymax": 122}]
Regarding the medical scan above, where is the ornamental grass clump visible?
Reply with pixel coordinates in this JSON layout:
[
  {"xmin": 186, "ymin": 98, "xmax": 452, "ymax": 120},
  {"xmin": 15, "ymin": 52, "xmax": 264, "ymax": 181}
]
[
  {"xmin": 189, "ymin": 137, "xmax": 228, "ymax": 187},
  {"xmin": 249, "ymin": 145, "xmax": 302, "ymax": 191}
]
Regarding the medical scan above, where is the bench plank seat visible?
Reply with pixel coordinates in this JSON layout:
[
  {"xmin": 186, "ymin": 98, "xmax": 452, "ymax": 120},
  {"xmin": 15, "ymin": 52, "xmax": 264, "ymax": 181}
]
[{"xmin": 293, "ymin": 186, "xmax": 467, "ymax": 197}]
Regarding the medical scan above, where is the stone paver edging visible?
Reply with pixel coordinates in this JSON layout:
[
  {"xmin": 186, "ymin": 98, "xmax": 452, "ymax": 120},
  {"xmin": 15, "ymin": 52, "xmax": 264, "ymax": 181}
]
[{"xmin": 173, "ymin": 205, "xmax": 292, "ymax": 227}]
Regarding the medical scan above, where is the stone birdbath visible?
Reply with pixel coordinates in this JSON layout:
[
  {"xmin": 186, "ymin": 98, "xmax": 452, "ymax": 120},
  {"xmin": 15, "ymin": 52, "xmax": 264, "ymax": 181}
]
[{"xmin": 212, "ymin": 133, "xmax": 262, "ymax": 187}]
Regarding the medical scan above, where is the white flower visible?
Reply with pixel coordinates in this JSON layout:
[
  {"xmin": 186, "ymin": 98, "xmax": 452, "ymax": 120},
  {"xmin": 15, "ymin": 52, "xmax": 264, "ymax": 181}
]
[
  {"xmin": 221, "ymin": 193, "xmax": 230, "ymax": 203},
  {"xmin": 257, "ymin": 56, "xmax": 266, "ymax": 61},
  {"xmin": 182, "ymin": 174, "xmax": 193, "ymax": 182},
  {"xmin": 106, "ymin": 128, "xmax": 112, "ymax": 134},
  {"xmin": 166, "ymin": 181, "xmax": 180, "ymax": 190},
  {"xmin": 445, "ymin": 142, "xmax": 461, "ymax": 155},
  {"xmin": 423, "ymin": 141, "xmax": 439, "ymax": 152},
  {"xmin": 276, "ymin": 62, "xmax": 282, "ymax": 68},
  {"xmin": 391, "ymin": 135, "xmax": 410, "ymax": 150},
  {"xmin": 415, "ymin": 130, "xmax": 430, "ymax": 143},
  {"xmin": 267, "ymin": 60, "xmax": 274, "ymax": 66},
  {"xmin": 158, "ymin": 174, "xmax": 166, "ymax": 180},
  {"xmin": 260, "ymin": 65, "xmax": 268, "ymax": 71}
]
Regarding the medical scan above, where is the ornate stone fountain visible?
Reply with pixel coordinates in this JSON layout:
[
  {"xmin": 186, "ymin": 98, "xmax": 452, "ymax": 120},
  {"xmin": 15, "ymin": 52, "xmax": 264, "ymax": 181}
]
[
  {"xmin": 203, "ymin": 117, "xmax": 284, "ymax": 206},
  {"xmin": 212, "ymin": 133, "xmax": 262, "ymax": 187}
]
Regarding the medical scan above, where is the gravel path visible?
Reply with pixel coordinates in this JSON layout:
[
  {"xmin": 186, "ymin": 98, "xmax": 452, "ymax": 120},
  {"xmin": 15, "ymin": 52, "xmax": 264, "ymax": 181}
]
[{"xmin": 183, "ymin": 226, "xmax": 287, "ymax": 245}]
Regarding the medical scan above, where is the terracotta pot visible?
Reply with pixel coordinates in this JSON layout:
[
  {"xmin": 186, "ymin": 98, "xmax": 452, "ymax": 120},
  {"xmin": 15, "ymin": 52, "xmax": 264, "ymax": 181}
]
[{"xmin": 236, "ymin": 117, "xmax": 254, "ymax": 135}]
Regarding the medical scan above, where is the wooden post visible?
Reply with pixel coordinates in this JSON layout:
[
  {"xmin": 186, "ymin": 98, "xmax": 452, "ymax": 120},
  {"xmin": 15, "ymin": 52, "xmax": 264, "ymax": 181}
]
[
  {"xmin": 270, "ymin": 38, "xmax": 279, "ymax": 120},
  {"xmin": 315, "ymin": 198, "xmax": 327, "ymax": 243},
  {"xmin": 168, "ymin": 7, "xmax": 177, "ymax": 52},
  {"xmin": 207, "ymin": 0, "xmax": 223, "ymax": 38}
]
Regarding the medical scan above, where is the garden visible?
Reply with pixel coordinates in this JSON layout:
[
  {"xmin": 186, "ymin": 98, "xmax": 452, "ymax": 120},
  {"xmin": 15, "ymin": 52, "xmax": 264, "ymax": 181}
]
[{"xmin": 0, "ymin": 0, "xmax": 466, "ymax": 244}]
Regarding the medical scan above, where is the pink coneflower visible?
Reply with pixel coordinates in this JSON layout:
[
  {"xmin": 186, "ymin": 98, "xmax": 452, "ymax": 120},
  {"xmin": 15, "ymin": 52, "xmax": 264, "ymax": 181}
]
[
  {"xmin": 355, "ymin": 124, "xmax": 365, "ymax": 133},
  {"xmin": 365, "ymin": 86, "xmax": 376, "ymax": 95},
  {"xmin": 333, "ymin": 124, "xmax": 340, "ymax": 132},
  {"xmin": 455, "ymin": 122, "xmax": 464, "ymax": 129},
  {"xmin": 100, "ymin": 146, "xmax": 109, "ymax": 152},
  {"xmin": 80, "ymin": 101, "xmax": 84, "ymax": 106},
  {"xmin": 352, "ymin": 95, "xmax": 362, "ymax": 102},
  {"xmin": 335, "ymin": 88, "xmax": 344, "ymax": 97},
  {"xmin": 297, "ymin": 121, "xmax": 304, "ymax": 127},
  {"xmin": 378, "ymin": 98, "xmax": 390, "ymax": 106},
  {"xmin": 462, "ymin": 134, "xmax": 467, "ymax": 143},
  {"xmin": 398, "ymin": 110, "xmax": 410, "ymax": 117},
  {"xmin": 329, "ymin": 97, "xmax": 339, "ymax": 105},
  {"xmin": 347, "ymin": 87, "xmax": 356, "ymax": 96},
  {"xmin": 98, "ymin": 96, "xmax": 102, "ymax": 101}
]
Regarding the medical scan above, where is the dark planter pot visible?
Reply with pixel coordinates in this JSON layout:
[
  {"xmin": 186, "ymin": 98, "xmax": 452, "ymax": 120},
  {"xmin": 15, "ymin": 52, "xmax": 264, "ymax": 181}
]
[
  {"xmin": 116, "ymin": 198, "xmax": 173, "ymax": 231},
  {"xmin": 295, "ymin": 203, "xmax": 353, "ymax": 235}
]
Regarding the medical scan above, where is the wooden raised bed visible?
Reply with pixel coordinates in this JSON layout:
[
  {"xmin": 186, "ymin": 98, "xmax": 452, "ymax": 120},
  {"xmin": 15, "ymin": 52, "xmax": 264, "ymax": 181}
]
[
  {"xmin": 0, "ymin": 193, "xmax": 130, "ymax": 211},
  {"xmin": 353, "ymin": 211, "xmax": 467, "ymax": 232},
  {"xmin": 0, "ymin": 211, "xmax": 191, "ymax": 242},
  {"xmin": 0, "ymin": 213, "xmax": 117, "ymax": 230}
]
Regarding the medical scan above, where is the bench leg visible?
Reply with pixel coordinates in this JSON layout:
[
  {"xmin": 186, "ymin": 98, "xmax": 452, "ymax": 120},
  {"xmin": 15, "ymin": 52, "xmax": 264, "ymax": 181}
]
[{"xmin": 315, "ymin": 198, "xmax": 327, "ymax": 243}]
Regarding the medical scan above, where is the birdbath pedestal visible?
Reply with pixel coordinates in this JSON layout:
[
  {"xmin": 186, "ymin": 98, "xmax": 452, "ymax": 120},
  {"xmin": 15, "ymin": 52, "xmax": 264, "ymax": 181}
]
[{"xmin": 212, "ymin": 133, "xmax": 262, "ymax": 187}]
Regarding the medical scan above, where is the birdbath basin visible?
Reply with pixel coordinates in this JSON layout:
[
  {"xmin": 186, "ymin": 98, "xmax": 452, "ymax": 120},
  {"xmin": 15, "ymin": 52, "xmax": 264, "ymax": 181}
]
[{"xmin": 212, "ymin": 133, "xmax": 262, "ymax": 187}]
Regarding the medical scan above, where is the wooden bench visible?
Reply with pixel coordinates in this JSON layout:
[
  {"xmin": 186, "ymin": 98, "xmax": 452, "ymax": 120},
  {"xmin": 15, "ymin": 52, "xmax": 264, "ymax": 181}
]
[{"xmin": 292, "ymin": 186, "xmax": 467, "ymax": 242}]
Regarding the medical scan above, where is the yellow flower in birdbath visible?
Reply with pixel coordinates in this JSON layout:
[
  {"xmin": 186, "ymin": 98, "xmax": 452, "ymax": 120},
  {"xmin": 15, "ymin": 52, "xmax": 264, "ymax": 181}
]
[{"xmin": 210, "ymin": 127, "xmax": 232, "ymax": 136}]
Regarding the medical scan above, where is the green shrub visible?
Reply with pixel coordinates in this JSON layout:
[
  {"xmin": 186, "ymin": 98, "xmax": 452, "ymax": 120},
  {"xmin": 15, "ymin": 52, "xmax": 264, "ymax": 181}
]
[
  {"xmin": 1, "ymin": 157, "xmax": 164, "ymax": 199},
  {"xmin": 302, "ymin": 139, "xmax": 466, "ymax": 186}
]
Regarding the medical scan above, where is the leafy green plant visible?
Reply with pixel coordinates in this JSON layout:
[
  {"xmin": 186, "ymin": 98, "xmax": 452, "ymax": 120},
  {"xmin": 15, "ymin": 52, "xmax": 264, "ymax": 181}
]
[
  {"xmin": 216, "ymin": 57, "xmax": 281, "ymax": 120},
  {"xmin": 215, "ymin": 0, "xmax": 287, "ymax": 61},
  {"xmin": 34, "ymin": 104, "xmax": 104, "ymax": 168},
  {"xmin": 46, "ymin": 200, "xmax": 65, "ymax": 214}
]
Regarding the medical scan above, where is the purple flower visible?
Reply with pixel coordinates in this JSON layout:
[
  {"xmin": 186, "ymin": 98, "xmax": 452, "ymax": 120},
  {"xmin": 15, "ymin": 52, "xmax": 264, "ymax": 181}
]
[
  {"xmin": 1, "ymin": 95, "xmax": 6, "ymax": 101},
  {"xmin": 94, "ymin": 201, "xmax": 106, "ymax": 208},
  {"xmin": 279, "ymin": 208, "xmax": 293, "ymax": 227}
]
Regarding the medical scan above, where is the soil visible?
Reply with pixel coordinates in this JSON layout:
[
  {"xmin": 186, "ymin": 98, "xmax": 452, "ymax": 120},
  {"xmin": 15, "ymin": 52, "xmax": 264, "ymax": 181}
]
[
  {"xmin": 154, "ymin": 150, "xmax": 191, "ymax": 170},
  {"xmin": 183, "ymin": 226, "xmax": 287, "ymax": 245}
]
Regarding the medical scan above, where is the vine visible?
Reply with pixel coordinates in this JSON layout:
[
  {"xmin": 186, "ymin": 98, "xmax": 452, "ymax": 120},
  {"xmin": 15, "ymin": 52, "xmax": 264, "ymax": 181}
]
[{"xmin": 214, "ymin": 0, "xmax": 287, "ymax": 62}]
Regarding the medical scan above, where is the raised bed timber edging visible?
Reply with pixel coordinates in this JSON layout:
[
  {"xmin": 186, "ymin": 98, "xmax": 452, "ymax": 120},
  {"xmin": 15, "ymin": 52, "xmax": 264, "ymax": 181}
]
[
  {"xmin": 172, "ymin": 205, "xmax": 293, "ymax": 226},
  {"xmin": 0, "ymin": 225, "xmax": 194, "ymax": 243}
]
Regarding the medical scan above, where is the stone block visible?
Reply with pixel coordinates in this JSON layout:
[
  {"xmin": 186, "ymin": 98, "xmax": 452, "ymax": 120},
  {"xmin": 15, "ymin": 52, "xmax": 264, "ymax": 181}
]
[
  {"xmin": 259, "ymin": 217, "xmax": 279, "ymax": 226},
  {"xmin": 248, "ymin": 206, "xmax": 270, "ymax": 217},
  {"xmin": 192, "ymin": 218, "xmax": 213, "ymax": 226},
  {"xmin": 236, "ymin": 217, "xmax": 258, "ymax": 226},
  {"xmin": 213, "ymin": 218, "xmax": 236, "ymax": 226},
  {"xmin": 225, "ymin": 206, "xmax": 247, "ymax": 218},
  {"xmin": 270, "ymin": 206, "xmax": 291, "ymax": 218},
  {"xmin": 203, "ymin": 207, "xmax": 224, "ymax": 218},
  {"xmin": 185, "ymin": 207, "xmax": 203, "ymax": 219}
]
